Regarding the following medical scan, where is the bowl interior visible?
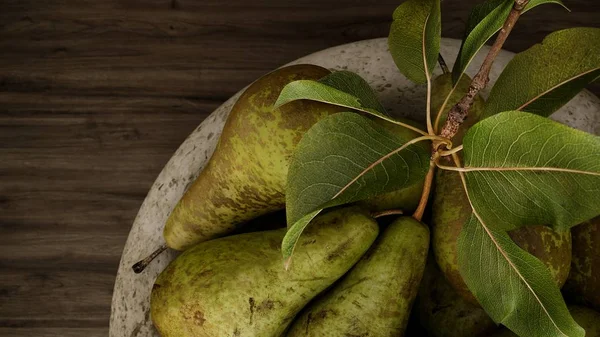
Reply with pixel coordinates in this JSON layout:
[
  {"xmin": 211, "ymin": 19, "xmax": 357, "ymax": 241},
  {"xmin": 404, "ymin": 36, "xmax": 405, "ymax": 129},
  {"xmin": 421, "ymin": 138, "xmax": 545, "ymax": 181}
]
[{"xmin": 109, "ymin": 37, "xmax": 600, "ymax": 337}]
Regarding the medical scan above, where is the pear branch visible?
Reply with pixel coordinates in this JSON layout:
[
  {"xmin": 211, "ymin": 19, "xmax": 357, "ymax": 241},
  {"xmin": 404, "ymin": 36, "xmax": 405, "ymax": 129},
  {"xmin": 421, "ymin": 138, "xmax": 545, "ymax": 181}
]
[{"xmin": 438, "ymin": 0, "xmax": 529, "ymax": 141}]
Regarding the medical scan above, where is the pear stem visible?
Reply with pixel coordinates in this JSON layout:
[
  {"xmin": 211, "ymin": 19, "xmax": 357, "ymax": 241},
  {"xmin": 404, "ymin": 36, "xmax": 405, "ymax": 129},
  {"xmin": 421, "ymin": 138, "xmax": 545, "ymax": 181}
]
[
  {"xmin": 438, "ymin": 0, "xmax": 529, "ymax": 142},
  {"xmin": 132, "ymin": 244, "xmax": 168, "ymax": 274},
  {"xmin": 372, "ymin": 209, "xmax": 404, "ymax": 219}
]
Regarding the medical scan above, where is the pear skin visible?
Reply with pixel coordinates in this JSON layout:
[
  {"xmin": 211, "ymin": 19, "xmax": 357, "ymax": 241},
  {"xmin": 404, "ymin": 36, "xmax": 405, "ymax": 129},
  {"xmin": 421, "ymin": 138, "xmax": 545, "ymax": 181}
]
[
  {"xmin": 286, "ymin": 216, "xmax": 429, "ymax": 337},
  {"xmin": 414, "ymin": 256, "xmax": 497, "ymax": 337},
  {"xmin": 567, "ymin": 306, "xmax": 600, "ymax": 337},
  {"xmin": 164, "ymin": 64, "xmax": 344, "ymax": 250},
  {"xmin": 432, "ymin": 169, "xmax": 572, "ymax": 305},
  {"xmin": 508, "ymin": 225, "xmax": 571, "ymax": 287},
  {"xmin": 430, "ymin": 72, "xmax": 487, "ymax": 305},
  {"xmin": 564, "ymin": 216, "xmax": 600, "ymax": 311},
  {"xmin": 151, "ymin": 207, "xmax": 379, "ymax": 337}
]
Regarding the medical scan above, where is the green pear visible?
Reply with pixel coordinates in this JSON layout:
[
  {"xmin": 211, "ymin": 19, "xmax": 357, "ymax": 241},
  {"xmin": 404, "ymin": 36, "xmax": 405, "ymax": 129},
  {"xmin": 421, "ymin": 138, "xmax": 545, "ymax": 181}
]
[
  {"xmin": 486, "ymin": 306, "xmax": 600, "ymax": 337},
  {"xmin": 429, "ymin": 72, "xmax": 485, "ymax": 304},
  {"xmin": 286, "ymin": 216, "xmax": 429, "ymax": 337},
  {"xmin": 430, "ymin": 73, "xmax": 571, "ymax": 304},
  {"xmin": 567, "ymin": 306, "xmax": 600, "ymax": 337},
  {"xmin": 164, "ymin": 64, "xmax": 343, "ymax": 250},
  {"xmin": 151, "ymin": 206, "xmax": 379, "ymax": 337},
  {"xmin": 164, "ymin": 64, "xmax": 423, "ymax": 251},
  {"xmin": 432, "ymin": 168, "xmax": 572, "ymax": 304},
  {"xmin": 414, "ymin": 256, "xmax": 497, "ymax": 337},
  {"xmin": 564, "ymin": 216, "xmax": 600, "ymax": 311}
]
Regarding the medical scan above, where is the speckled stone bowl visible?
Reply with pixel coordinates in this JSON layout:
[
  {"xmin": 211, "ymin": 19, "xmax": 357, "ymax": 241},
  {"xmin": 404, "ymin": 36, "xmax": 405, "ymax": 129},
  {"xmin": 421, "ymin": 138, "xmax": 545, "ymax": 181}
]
[{"xmin": 109, "ymin": 37, "xmax": 600, "ymax": 337}]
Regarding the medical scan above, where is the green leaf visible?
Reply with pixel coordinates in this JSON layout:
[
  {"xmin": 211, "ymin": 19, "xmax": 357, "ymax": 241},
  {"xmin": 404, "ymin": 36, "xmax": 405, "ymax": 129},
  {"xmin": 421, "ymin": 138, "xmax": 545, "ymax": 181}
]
[
  {"xmin": 484, "ymin": 27, "xmax": 600, "ymax": 118},
  {"xmin": 283, "ymin": 112, "xmax": 430, "ymax": 261},
  {"xmin": 452, "ymin": 0, "xmax": 513, "ymax": 83},
  {"xmin": 282, "ymin": 210, "xmax": 322, "ymax": 267},
  {"xmin": 275, "ymin": 70, "xmax": 387, "ymax": 117},
  {"xmin": 452, "ymin": 0, "xmax": 567, "ymax": 84},
  {"xmin": 318, "ymin": 70, "xmax": 388, "ymax": 116},
  {"xmin": 460, "ymin": 111, "xmax": 600, "ymax": 232},
  {"xmin": 458, "ymin": 214, "xmax": 584, "ymax": 337},
  {"xmin": 388, "ymin": 0, "xmax": 441, "ymax": 84},
  {"xmin": 275, "ymin": 71, "xmax": 427, "ymax": 135}
]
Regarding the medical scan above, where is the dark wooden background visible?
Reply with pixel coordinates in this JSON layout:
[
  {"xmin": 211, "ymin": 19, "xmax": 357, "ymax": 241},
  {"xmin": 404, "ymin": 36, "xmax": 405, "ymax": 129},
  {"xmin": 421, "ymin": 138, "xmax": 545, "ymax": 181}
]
[{"xmin": 0, "ymin": 0, "xmax": 598, "ymax": 336}]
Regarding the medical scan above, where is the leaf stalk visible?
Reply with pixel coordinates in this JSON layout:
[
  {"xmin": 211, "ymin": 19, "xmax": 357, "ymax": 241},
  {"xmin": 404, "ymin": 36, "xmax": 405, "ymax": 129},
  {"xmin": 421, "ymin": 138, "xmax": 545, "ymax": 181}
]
[{"xmin": 439, "ymin": 144, "xmax": 463, "ymax": 157}]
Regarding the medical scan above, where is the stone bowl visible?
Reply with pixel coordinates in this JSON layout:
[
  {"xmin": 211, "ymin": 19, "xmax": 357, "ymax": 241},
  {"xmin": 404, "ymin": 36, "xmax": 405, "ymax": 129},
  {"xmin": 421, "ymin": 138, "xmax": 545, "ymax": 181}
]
[{"xmin": 109, "ymin": 37, "xmax": 600, "ymax": 337}]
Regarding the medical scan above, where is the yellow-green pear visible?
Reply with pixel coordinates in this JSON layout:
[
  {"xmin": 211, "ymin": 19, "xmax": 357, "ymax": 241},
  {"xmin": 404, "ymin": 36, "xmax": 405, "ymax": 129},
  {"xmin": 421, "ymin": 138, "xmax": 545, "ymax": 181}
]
[
  {"xmin": 429, "ymin": 72, "xmax": 485, "ymax": 304},
  {"xmin": 286, "ymin": 216, "xmax": 429, "ymax": 337},
  {"xmin": 566, "ymin": 306, "xmax": 600, "ymax": 337},
  {"xmin": 564, "ymin": 216, "xmax": 600, "ymax": 311},
  {"xmin": 164, "ymin": 64, "xmax": 423, "ymax": 251},
  {"xmin": 414, "ymin": 256, "xmax": 497, "ymax": 337},
  {"xmin": 164, "ymin": 64, "xmax": 343, "ymax": 250},
  {"xmin": 151, "ymin": 206, "xmax": 379, "ymax": 337}
]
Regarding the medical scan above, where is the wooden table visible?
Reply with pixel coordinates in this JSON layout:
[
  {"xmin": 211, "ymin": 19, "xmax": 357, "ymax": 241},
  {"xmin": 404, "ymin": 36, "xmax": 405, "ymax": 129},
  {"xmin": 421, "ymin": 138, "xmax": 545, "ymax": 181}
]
[{"xmin": 1, "ymin": 1, "xmax": 598, "ymax": 336}]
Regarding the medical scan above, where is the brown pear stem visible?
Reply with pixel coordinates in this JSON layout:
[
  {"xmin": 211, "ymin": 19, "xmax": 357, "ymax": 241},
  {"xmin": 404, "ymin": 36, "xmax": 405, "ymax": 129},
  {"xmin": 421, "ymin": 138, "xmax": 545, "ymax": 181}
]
[
  {"xmin": 132, "ymin": 244, "xmax": 168, "ymax": 274},
  {"xmin": 413, "ymin": 158, "xmax": 437, "ymax": 222},
  {"xmin": 439, "ymin": 0, "xmax": 529, "ymax": 141},
  {"xmin": 371, "ymin": 209, "xmax": 404, "ymax": 219}
]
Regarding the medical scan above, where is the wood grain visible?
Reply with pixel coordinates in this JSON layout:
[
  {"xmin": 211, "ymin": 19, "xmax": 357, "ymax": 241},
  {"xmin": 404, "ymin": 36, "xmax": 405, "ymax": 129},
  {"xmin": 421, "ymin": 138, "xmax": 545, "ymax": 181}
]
[
  {"xmin": 1, "ymin": 0, "xmax": 598, "ymax": 336},
  {"xmin": 0, "ymin": 328, "xmax": 107, "ymax": 337}
]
